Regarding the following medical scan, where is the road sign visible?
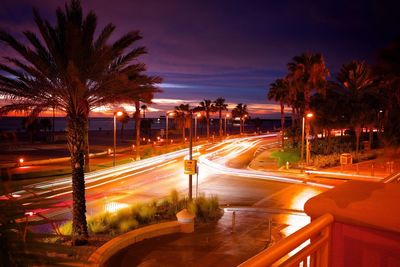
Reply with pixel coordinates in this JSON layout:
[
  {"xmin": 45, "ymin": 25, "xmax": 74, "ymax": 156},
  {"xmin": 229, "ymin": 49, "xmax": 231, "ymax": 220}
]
[{"xmin": 184, "ymin": 160, "xmax": 197, "ymax": 175}]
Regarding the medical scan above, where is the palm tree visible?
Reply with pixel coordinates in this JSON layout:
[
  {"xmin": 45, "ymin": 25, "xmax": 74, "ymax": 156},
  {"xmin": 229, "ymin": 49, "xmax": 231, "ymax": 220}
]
[
  {"xmin": 336, "ymin": 61, "xmax": 375, "ymax": 157},
  {"xmin": 132, "ymin": 88, "xmax": 160, "ymax": 160},
  {"xmin": 376, "ymin": 36, "xmax": 400, "ymax": 146},
  {"xmin": 287, "ymin": 53, "xmax": 329, "ymax": 163},
  {"xmin": 0, "ymin": 0, "xmax": 160, "ymax": 244},
  {"xmin": 197, "ymin": 99, "xmax": 215, "ymax": 139},
  {"xmin": 117, "ymin": 111, "xmax": 130, "ymax": 139},
  {"xmin": 174, "ymin": 104, "xmax": 190, "ymax": 142},
  {"xmin": 231, "ymin": 103, "xmax": 248, "ymax": 134},
  {"xmin": 268, "ymin": 78, "xmax": 289, "ymax": 149},
  {"xmin": 214, "ymin": 97, "xmax": 228, "ymax": 138},
  {"xmin": 141, "ymin": 104, "xmax": 148, "ymax": 118}
]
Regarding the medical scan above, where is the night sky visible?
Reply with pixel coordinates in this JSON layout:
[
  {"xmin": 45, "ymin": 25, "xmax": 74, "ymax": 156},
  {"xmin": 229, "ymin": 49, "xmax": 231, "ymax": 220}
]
[{"xmin": 1, "ymin": 0, "xmax": 399, "ymax": 118}]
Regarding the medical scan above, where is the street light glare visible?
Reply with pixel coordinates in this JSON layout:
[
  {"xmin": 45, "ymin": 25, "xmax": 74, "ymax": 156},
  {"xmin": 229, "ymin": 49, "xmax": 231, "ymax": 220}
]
[
  {"xmin": 306, "ymin": 113, "xmax": 314, "ymax": 118},
  {"xmin": 116, "ymin": 111, "xmax": 123, "ymax": 116},
  {"xmin": 197, "ymin": 113, "xmax": 201, "ymax": 117}
]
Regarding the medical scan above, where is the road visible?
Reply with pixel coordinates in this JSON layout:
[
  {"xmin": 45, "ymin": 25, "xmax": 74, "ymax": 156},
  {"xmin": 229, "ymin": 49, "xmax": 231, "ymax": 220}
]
[{"xmin": 3, "ymin": 134, "xmax": 330, "ymax": 233}]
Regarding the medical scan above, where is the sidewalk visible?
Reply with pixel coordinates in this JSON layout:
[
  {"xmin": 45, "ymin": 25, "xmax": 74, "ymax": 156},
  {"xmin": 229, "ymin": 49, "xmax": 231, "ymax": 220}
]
[{"xmin": 105, "ymin": 208, "xmax": 307, "ymax": 267}]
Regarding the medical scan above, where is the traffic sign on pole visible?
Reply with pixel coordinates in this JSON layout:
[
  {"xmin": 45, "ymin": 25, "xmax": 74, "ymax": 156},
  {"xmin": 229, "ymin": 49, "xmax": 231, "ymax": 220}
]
[{"xmin": 184, "ymin": 160, "xmax": 197, "ymax": 175}]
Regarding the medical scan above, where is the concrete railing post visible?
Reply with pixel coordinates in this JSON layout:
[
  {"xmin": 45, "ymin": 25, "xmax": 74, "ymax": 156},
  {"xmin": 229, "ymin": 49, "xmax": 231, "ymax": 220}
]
[{"xmin": 176, "ymin": 209, "xmax": 195, "ymax": 233}]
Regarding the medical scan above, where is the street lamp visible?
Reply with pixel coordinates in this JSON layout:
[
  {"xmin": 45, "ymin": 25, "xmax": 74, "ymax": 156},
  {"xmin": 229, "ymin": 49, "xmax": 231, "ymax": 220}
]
[
  {"xmin": 195, "ymin": 113, "xmax": 201, "ymax": 141},
  {"xmin": 301, "ymin": 112, "xmax": 314, "ymax": 165},
  {"xmin": 166, "ymin": 112, "xmax": 174, "ymax": 145},
  {"xmin": 242, "ymin": 114, "xmax": 248, "ymax": 134},
  {"xmin": 188, "ymin": 111, "xmax": 194, "ymax": 200},
  {"xmin": 225, "ymin": 113, "xmax": 230, "ymax": 136},
  {"xmin": 113, "ymin": 111, "xmax": 123, "ymax": 167}
]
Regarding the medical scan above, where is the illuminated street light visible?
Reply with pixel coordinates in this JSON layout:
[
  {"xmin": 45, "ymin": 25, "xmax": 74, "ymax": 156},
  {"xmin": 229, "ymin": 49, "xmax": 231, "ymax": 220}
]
[
  {"xmin": 18, "ymin": 158, "xmax": 24, "ymax": 167},
  {"xmin": 166, "ymin": 112, "xmax": 174, "ymax": 146},
  {"xmin": 225, "ymin": 113, "xmax": 230, "ymax": 136},
  {"xmin": 195, "ymin": 113, "xmax": 201, "ymax": 141},
  {"xmin": 301, "ymin": 112, "xmax": 314, "ymax": 166},
  {"xmin": 113, "ymin": 111, "xmax": 123, "ymax": 167},
  {"xmin": 242, "ymin": 114, "xmax": 248, "ymax": 134}
]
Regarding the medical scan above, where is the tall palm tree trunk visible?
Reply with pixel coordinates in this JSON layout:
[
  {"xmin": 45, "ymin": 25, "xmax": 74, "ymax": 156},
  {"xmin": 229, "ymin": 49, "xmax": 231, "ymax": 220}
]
[
  {"xmin": 206, "ymin": 113, "xmax": 210, "ymax": 139},
  {"xmin": 369, "ymin": 127, "xmax": 373, "ymax": 147},
  {"xmin": 84, "ymin": 122, "xmax": 90, "ymax": 173},
  {"xmin": 135, "ymin": 101, "xmax": 141, "ymax": 160},
  {"xmin": 219, "ymin": 110, "xmax": 223, "ymax": 137},
  {"xmin": 280, "ymin": 101, "xmax": 285, "ymax": 149},
  {"xmin": 52, "ymin": 105, "xmax": 55, "ymax": 143},
  {"xmin": 291, "ymin": 107, "xmax": 295, "ymax": 128},
  {"xmin": 355, "ymin": 126, "xmax": 361, "ymax": 159},
  {"xmin": 67, "ymin": 114, "xmax": 88, "ymax": 245}
]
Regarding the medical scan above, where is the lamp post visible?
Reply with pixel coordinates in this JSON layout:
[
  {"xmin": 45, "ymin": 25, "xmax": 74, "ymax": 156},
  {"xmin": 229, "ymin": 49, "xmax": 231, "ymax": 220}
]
[
  {"xmin": 188, "ymin": 111, "xmax": 193, "ymax": 200},
  {"xmin": 301, "ymin": 112, "xmax": 313, "ymax": 165},
  {"xmin": 166, "ymin": 112, "xmax": 174, "ymax": 146},
  {"xmin": 378, "ymin": 109, "xmax": 383, "ymax": 133},
  {"xmin": 194, "ymin": 113, "xmax": 201, "ymax": 141},
  {"xmin": 225, "ymin": 113, "xmax": 230, "ymax": 136},
  {"xmin": 113, "ymin": 111, "xmax": 123, "ymax": 167},
  {"xmin": 242, "ymin": 114, "xmax": 248, "ymax": 134}
]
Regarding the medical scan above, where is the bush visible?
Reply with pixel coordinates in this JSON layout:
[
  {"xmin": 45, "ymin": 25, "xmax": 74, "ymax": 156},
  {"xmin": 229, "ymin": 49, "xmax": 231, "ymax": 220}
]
[
  {"xmin": 313, "ymin": 151, "xmax": 378, "ymax": 168},
  {"xmin": 88, "ymin": 212, "xmax": 112, "ymax": 234},
  {"xmin": 56, "ymin": 189, "xmax": 221, "ymax": 238},
  {"xmin": 118, "ymin": 219, "xmax": 138, "ymax": 233},
  {"xmin": 137, "ymin": 204, "xmax": 156, "ymax": 224},
  {"xmin": 58, "ymin": 221, "xmax": 72, "ymax": 236},
  {"xmin": 188, "ymin": 194, "xmax": 222, "ymax": 222}
]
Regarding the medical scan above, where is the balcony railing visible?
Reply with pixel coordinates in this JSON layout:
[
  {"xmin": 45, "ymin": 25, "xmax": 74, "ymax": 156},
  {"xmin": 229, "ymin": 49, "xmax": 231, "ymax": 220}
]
[{"xmin": 239, "ymin": 213, "xmax": 334, "ymax": 267}]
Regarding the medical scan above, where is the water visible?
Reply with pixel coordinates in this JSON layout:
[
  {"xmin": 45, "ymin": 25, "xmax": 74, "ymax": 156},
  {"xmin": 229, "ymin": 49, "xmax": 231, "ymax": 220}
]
[{"xmin": 0, "ymin": 116, "xmax": 285, "ymax": 132}]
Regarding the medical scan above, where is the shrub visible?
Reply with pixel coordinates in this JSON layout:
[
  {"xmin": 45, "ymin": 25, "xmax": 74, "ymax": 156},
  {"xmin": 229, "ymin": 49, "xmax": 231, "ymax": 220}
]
[
  {"xmin": 188, "ymin": 194, "xmax": 222, "ymax": 222},
  {"xmin": 313, "ymin": 151, "xmax": 378, "ymax": 168},
  {"xmin": 55, "ymin": 190, "xmax": 221, "ymax": 238},
  {"xmin": 88, "ymin": 212, "xmax": 113, "ymax": 234},
  {"xmin": 118, "ymin": 219, "xmax": 138, "ymax": 233},
  {"xmin": 137, "ymin": 204, "xmax": 156, "ymax": 224},
  {"xmin": 58, "ymin": 221, "xmax": 72, "ymax": 236}
]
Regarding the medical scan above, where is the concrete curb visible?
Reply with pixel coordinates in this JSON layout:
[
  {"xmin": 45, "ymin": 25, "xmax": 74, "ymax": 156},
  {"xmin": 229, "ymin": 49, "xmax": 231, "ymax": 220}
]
[{"xmin": 88, "ymin": 220, "xmax": 191, "ymax": 267}]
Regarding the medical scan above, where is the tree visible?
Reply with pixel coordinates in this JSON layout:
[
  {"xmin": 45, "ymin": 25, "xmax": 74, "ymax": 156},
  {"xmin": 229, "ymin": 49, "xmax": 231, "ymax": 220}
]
[
  {"xmin": 117, "ymin": 111, "xmax": 130, "ymax": 139},
  {"xmin": 335, "ymin": 61, "xmax": 376, "ymax": 157},
  {"xmin": 40, "ymin": 118, "xmax": 52, "ymax": 141},
  {"xmin": 310, "ymin": 85, "xmax": 347, "ymax": 154},
  {"xmin": 174, "ymin": 104, "xmax": 190, "ymax": 142},
  {"xmin": 197, "ymin": 99, "xmax": 215, "ymax": 139},
  {"xmin": 21, "ymin": 118, "xmax": 40, "ymax": 143},
  {"xmin": 376, "ymin": 35, "xmax": 400, "ymax": 147},
  {"xmin": 287, "ymin": 53, "xmax": 330, "ymax": 163},
  {"xmin": 141, "ymin": 104, "xmax": 148, "ymax": 118},
  {"xmin": 0, "ymin": 0, "xmax": 159, "ymax": 244},
  {"xmin": 214, "ymin": 97, "xmax": 228, "ymax": 138},
  {"xmin": 268, "ymin": 78, "xmax": 289, "ymax": 149},
  {"xmin": 231, "ymin": 103, "xmax": 248, "ymax": 134}
]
